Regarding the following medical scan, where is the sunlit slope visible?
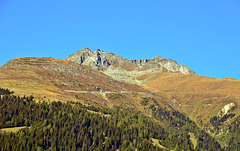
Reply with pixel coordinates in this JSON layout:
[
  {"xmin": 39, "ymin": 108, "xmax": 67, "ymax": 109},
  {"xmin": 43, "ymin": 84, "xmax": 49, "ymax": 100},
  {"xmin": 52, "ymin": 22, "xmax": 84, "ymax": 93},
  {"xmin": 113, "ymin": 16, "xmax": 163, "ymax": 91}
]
[
  {"xmin": 140, "ymin": 72, "xmax": 240, "ymax": 125},
  {"xmin": 0, "ymin": 57, "xmax": 167, "ymax": 111}
]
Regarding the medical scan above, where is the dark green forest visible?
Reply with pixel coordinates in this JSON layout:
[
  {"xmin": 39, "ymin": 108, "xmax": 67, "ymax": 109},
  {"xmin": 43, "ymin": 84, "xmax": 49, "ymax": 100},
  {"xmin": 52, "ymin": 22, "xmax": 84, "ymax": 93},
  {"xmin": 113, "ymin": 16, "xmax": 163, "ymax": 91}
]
[{"xmin": 0, "ymin": 88, "xmax": 234, "ymax": 150}]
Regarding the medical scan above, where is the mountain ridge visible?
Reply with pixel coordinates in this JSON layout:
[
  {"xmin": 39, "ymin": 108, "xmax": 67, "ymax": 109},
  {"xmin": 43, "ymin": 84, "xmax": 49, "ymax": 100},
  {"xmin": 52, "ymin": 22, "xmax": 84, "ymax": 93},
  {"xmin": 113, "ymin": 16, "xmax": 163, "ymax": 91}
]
[
  {"xmin": 66, "ymin": 48, "xmax": 196, "ymax": 74},
  {"xmin": 65, "ymin": 47, "xmax": 196, "ymax": 85}
]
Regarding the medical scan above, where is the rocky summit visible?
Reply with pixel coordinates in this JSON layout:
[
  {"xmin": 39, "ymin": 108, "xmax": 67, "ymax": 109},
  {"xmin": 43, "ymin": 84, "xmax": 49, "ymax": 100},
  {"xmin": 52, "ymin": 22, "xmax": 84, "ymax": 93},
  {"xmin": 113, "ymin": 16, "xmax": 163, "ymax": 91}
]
[{"xmin": 65, "ymin": 48, "xmax": 196, "ymax": 84}]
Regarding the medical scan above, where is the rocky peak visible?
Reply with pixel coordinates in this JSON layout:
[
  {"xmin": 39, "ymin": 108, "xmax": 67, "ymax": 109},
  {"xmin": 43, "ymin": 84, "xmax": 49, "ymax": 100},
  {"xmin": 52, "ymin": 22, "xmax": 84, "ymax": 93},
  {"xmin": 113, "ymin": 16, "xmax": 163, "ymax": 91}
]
[
  {"xmin": 65, "ymin": 48, "xmax": 196, "ymax": 84},
  {"xmin": 151, "ymin": 56, "xmax": 164, "ymax": 61},
  {"xmin": 128, "ymin": 56, "xmax": 195, "ymax": 74},
  {"xmin": 66, "ymin": 48, "xmax": 111, "ymax": 70},
  {"xmin": 179, "ymin": 64, "xmax": 196, "ymax": 74}
]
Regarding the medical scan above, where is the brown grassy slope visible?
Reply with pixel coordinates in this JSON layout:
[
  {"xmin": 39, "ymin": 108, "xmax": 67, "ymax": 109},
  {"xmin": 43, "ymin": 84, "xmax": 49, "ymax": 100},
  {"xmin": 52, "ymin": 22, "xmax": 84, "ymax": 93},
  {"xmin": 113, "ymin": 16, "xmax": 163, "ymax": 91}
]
[
  {"xmin": 136, "ymin": 73, "xmax": 156, "ymax": 80},
  {"xmin": 0, "ymin": 65, "xmax": 60, "ymax": 100},
  {"xmin": 142, "ymin": 72, "xmax": 240, "ymax": 125},
  {"xmin": 0, "ymin": 57, "xmax": 168, "ymax": 111}
]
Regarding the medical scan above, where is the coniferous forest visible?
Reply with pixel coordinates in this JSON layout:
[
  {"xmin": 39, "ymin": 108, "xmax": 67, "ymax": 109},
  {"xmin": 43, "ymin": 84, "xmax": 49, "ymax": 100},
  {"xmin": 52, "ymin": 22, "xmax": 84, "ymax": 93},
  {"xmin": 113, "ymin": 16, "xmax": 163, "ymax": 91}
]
[{"xmin": 0, "ymin": 88, "xmax": 237, "ymax": 150}]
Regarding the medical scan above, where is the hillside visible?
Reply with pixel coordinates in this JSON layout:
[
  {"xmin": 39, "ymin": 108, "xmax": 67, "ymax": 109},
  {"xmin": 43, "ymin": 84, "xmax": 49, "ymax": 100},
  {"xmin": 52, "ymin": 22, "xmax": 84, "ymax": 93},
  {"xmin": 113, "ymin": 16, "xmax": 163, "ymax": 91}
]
[
  {"xmin": 140, "ymin": 72, "xmax": 240, "ymax": 122},
  {"xmin": 139, "ymin": 72, "xmax": 240, "ymax": 147},
  {"xmin": 0, "ymin": 88, "xmax": 224, "ymax": 150},
  {"xmin": 0, "ymin": 57, "xmax": 169, "ymax": 111},
  {"xmin": 65, "ymin": 48, "xmax": 240, "ymax": 148}
]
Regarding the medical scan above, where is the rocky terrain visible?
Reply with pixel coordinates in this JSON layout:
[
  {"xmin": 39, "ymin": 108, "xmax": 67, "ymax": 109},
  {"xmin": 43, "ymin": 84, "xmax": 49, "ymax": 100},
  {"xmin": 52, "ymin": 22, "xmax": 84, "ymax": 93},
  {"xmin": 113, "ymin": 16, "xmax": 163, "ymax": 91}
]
[{"xmin": 65, "ymin": 48, "xmax": 196, "ymax": 84}]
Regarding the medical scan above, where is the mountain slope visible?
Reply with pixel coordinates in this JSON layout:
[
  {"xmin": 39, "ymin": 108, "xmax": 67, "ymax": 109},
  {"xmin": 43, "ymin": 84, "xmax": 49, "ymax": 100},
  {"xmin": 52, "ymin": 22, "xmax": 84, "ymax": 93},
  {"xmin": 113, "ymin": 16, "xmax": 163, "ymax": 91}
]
[
  {"xmin": 140, "ymin": 72, "xmax": 240, "ymax": 147},
  {"xmin": 0, "ymin": 57, "xmax": 169, "ymax": 111},
  {"xmin": 65, "ymin": 48, "xmax": 196, "ymax": 85},
  {"xmin": 0, "ymin": 57, "xmax": 225, "ymax": 150},
  {"xmin": 0, "ymin": 88, "xmax": 224, "ymax": 150},
  {"xmin": 141, "ymin": 72, "xmax": 240, "ymax": 121},
  {"xmin": 65, "ymin": 48, "xmax": 240, "ymax": 148}
]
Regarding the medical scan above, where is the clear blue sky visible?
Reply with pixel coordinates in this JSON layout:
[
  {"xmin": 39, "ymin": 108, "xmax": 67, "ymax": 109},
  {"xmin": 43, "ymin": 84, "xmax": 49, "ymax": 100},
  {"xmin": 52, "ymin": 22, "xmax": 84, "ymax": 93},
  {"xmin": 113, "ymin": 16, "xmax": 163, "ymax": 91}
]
[{"xmin": 0, "ymin": 0, "xmax": 240, "ymax": 79}]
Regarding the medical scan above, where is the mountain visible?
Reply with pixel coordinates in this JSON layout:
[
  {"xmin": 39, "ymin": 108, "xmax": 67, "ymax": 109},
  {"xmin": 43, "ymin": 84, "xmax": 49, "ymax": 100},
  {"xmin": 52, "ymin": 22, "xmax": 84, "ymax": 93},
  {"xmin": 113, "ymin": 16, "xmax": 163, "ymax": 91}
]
[
  {"xmin": 1, "ymin": 48, "xmax": 240, "ymax": 149},
  {"xmin": 65, "ymin": 48, "xmax": 196, "ymax": 85},
  {"xmin": 65, "ymin": 48, "xmax": 240, "ymax": 148},
  {"xmin": 0, "ymin": 56, "xmax": 168, "ymax": 110},
  {"xmin": 1, "ymin": 56, "xmax": 224, "ymax": 150}
]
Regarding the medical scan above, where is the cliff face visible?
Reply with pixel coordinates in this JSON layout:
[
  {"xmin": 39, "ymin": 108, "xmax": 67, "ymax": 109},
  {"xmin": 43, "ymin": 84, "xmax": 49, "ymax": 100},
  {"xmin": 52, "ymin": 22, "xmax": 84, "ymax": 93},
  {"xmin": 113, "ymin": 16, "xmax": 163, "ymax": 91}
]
[
  {"xmin": 66, "ymin": 48, "xmax": 111, "ymax": 70},
  {"xmin": 65, "ymin": 48, "xmax": 196, "ymax": 84}
]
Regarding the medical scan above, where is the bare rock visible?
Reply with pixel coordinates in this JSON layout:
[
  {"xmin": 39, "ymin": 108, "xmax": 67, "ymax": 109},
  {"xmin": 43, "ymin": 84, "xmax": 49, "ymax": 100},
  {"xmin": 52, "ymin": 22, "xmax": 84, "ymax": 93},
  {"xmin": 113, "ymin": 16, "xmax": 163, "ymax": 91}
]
[
  {"xmin": 65, "ymin": 48, "xmax": 196, "ymax": 84},
  {"xmin": 218, "ymin": 102, "xmax": 236, "ymax": 117}
]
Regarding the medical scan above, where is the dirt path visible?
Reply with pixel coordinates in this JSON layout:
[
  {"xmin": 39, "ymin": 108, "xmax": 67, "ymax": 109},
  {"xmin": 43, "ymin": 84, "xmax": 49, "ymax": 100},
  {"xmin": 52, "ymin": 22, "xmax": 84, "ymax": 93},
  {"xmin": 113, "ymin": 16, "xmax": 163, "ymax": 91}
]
[{"xmin": 0, "ymin": 126, "xmax": 27, "ymax": 132}]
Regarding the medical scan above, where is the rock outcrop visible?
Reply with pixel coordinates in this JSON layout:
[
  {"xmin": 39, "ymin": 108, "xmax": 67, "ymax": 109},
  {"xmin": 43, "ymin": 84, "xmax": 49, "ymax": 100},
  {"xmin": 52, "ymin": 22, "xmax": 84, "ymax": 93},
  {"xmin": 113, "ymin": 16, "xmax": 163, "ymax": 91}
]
[
  {"xmin": 66, "ymin": 48, "xmax": 111, "ymax": 70},
  {"xmin": 218, "ymin": 103, "xmax": 236, "ymax": 117},
  {"xmin": 65, "ymin": 48, "xmax": 196, "ymax": 84}
]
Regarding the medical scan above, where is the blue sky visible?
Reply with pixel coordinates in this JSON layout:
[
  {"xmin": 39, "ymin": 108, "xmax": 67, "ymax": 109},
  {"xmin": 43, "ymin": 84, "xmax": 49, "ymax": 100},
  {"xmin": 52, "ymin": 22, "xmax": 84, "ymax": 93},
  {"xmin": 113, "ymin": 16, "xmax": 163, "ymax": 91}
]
[{"xmin": 0, "ymin": 0, "xmax": 240, "ymax": 79}]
